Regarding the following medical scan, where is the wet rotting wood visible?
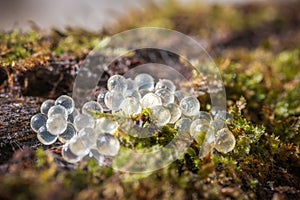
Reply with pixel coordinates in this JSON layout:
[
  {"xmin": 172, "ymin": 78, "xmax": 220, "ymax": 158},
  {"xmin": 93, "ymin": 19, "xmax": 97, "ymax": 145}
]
[{"xmin": 0, "ymin": 95, "xmax": 45, "ymax": 164}]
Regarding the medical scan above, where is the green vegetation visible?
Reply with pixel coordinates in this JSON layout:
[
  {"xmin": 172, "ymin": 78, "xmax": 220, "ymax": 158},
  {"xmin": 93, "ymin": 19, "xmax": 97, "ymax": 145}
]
[{"xmin": 0, "ymin": 0, "xmax": 299, "ymax": 199}]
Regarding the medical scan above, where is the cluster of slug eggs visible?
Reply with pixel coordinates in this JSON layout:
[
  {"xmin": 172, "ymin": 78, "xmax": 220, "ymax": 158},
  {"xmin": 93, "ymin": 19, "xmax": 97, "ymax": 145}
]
[
  {"xmin": 30, "ymin": 94, "xmax": 120, "ymax": 164},
  {"xmin": 31, "ymin": 73, "xmax": 236, "ymax": 164}
]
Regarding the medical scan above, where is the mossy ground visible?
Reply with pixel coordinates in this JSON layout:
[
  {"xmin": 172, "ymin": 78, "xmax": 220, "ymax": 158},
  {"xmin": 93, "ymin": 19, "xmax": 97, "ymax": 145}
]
[{"xmin": 0, "ymin": 1, "xmax": 299, "ymax": 199}]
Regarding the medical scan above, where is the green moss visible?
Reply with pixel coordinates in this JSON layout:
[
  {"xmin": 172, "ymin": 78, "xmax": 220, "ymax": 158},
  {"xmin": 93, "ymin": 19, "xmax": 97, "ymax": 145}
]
[
  {"xmin": 35, "ymin": 148, "xmax": 47, "ymax": 168},
  {"xmin": 52, "ymin": 29, "xmax": 103, "ymax": 57},
  {"xmin": 274, "ymin": 48, "xmax": 300, "ymax": 81},
  {"xmin": 0, "ymin": 30, "xmax": 50, "ymax": 72},
  {"xmin": 1, "ymin": 1, "xmax": 300, "ymax": 199},
  {"xmin": 158, "ymin": 125, "xmax": 178, "ymax": 146}
]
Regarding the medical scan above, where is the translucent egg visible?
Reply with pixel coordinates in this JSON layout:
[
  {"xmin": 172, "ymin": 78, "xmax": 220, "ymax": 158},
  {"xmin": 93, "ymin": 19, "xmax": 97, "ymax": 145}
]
[
  {"xmin": 67, "ymin": 114, "xmax": 74, "ymax": 123},
  {"xmin": 195, "ymin": 128, "xmax": 215, "ymax": 153},
  {"xmin": 155, "ymin": 88, "xmax": 174, "ymax": 105},
  {"xmin": 111, "ymin": 109, "xmax": 127, "ymax": 118},
  {"xmin": 89, "ymin": 149, "xmax": 105, "ymax": 165},
  {"xmin": 107, "ymin": 75, "xmax": 127, "ymax": 93},
  {"xmin": 46, "ymin": 115, "xmax": 67, "ymax": 135},
  {"xmin": 117, "ymin": 117, "xmax": 135, "ymax": 133},
  {"xmin": 210, "ymin": 119, "xmax": 226, "ymax": 131},
  {"xmin": 74, "ymin": 114, "xmax": 95, "ymax": 131},
  {"xmin": 95, "ymin": 117, "xmax": 119, "ymax": 134},
  {"xmin": 30, "ymin": 113, "xmax": 47, "ymax": 132},
  {"xmin": 104, "ymin": 90, "xmax": 124, "ymax": 111},
  {"xmin": 123, "ymin": 90, "xmax": 142, "ymax": 100},
  {"xmin": 214, "ymin": 128, "xmax": 236, "ymax": 153},
  {"xmin": 189, "ymin": 119, "xmax": 210, "ymax": 138},
  {"xmin": 132, "ymin": 90, "xmax": 142, "ymax": 100},
  {"xmin": 78, "ymin": 127, "xmax": 97, "ymax": 148},
  {"xmin": 37, "ymin": 126, "xmax": 57, "ymax": 145},
  {"xmin": 61, "ymin": 144, "xmax": 82, "ymax": 163},
  {"xmin": 69, "ymin": 136, "xmax": 90, "ymax": 156},
  {"xmin": 82, "ymin": 101, "xmax": 103, "ymax": 116},
  {"xmin": 96, "ymin": 133, "xmax": 120, "ymax": 156},
  {"xmin": 55, "ymin": 95, "xmax": 75, "ymax": 115},
  {"xmin": 180, "ymin": 96, "xmax": 200, "ymax": 116},
  {"xmin": 47, "ymin": 105, "xmax": 68, "ymax": 119},
  {"xmin": 58, "ymin": 123, "xmax": 77, "ymax": 143},
  {"xmin": 73, "ymin": 108, "xmax": 79, "ymax": 117},
  {"xmin": 211, "ymin": 106, "xmax": 223, "ymax": 117},
  {"xmin": 190, "ymin": 119, "xmax": 215, "ymax": 145},
  {"xmin": 139, "ymin": 89, "xmax": 150, "ymax": 98},
  {"xmin": 194, "ymin": 111, "xmax": 212, "ymax": 122},
  {"xmin": 67, "ymin": 108, "xmax": 79, "ymax": 123},
  {"xmin": 214, "ymin": 111, "xmax": 233, "ymax": 122},
  {"xmin": 204, "ymin": 127, "xmax": 216, "ymax": 144},
  {"xmin": 126, "ymin": 123, "xmax": 154, "ymax": 138},
  {"xmin": 134, "ymin": 73, "xmax": 155, "ymax": 91},
  {"xmin": 175, "ymin": 118, "xmax": 192, "ymax": 134},
  {"xmin": 199, "ymin": 137, "xmax": 214, "ymax": 159},
  {"xmin": 40, "ymin": 99, "xmax": 55, "ymax": 115},
  {"xmin": 140, "ymin": 93, "xmax": 162, "ymax": 108},
  {"xmin": 120, "ymin": 96, "xmax": 142, "ymax": 116},
  {"xmin": 174, "ymin": 90, "xmax": 187, "ymax": 105},
  {"xmin": 165, "ymin": 103, "xmax": 182, "ymax": 124},
  {"xmin": 125, "ymin": 78, "xmax": 137, "ymax": 91},
  {"xmin": 151, "ymin": 105, "xmax": 171, "ymax": 127},
  {"xmin": 97, "ymin": 91, "xmax": 110, "ymax": 112},
  {"xmin": 155, "ymin": 79, "xmax": 176, "ymax": 92}
]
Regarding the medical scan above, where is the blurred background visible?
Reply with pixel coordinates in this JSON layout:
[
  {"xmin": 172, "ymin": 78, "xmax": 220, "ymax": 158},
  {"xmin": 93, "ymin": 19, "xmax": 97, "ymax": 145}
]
[{"xmin": 0, "ymin": 0, "xmax": 285, "ymax": 31}]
